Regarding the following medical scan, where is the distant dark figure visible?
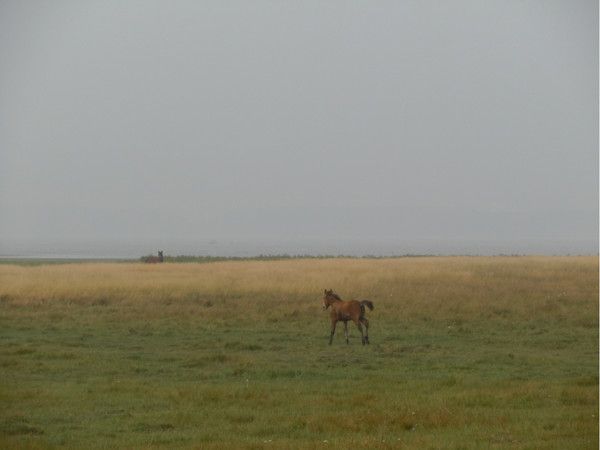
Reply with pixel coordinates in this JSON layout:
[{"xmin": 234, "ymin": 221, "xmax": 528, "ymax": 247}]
[
  {"xmin": 143, "ymin": 250, "xmax": 164, "ymax": 264},
  {"xmin": 322, "ymin": 289, "xmax": 374, "ymax": 345}
]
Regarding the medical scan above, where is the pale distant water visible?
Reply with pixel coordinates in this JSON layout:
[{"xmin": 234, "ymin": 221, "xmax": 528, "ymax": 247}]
[{"xmin": 0, "ymin": 237, "xmax": 596, "ymax": 259}]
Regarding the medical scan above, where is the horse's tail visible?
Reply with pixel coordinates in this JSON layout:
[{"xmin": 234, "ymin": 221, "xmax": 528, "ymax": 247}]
[{"xmin": 360, "ymin": 300, "xmax": 374, "ymax": 313}]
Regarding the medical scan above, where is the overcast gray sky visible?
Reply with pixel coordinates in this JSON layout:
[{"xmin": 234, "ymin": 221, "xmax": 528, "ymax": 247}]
[{"xmin": 0, "ymin": 1, "xmax": 597, "ymax": 256}]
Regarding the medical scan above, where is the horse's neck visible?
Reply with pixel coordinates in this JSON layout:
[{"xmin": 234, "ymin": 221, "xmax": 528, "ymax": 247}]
[{"xmin": 328, "ymin": 298, "xmax": 342, "ymax": 307}]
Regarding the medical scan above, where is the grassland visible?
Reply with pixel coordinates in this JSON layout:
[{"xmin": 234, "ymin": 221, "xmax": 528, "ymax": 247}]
[{"xmin": 0, "ymin": 257, "xmax": 597, "ymax": 449}]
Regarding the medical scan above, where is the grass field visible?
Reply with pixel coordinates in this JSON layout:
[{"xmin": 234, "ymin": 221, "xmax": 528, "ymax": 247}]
[{"xmin": 0, "ymin": 257, "xmax": 597, "ymax": 449}]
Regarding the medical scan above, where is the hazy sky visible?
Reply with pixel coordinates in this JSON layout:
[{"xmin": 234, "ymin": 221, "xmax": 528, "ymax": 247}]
[{"xmin": 0, "ymin": 1, "xmax": 597, "ymax": 255}]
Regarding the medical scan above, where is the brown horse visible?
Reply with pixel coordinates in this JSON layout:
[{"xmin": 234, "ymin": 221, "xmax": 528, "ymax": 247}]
[{"xmin": 322, "ymin": 289, "xmax": 374, "ymax": 345}]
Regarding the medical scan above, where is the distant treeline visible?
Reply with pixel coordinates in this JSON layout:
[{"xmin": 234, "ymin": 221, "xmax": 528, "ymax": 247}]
[
  {"xmin": 1, "ymin": 253, "xmax": 537, "ymax": 267},
  {"xmin": 161, "ymin": 254, "xmax": 433, "ymax": 263},
  {"xmin": 0, "ymin": 258, "xmax": 131, "ymax": 266}
]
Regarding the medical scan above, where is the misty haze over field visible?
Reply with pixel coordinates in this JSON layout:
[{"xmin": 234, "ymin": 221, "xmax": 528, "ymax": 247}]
[{"xmin": 0, "ymin": 1, "xmax": 597, "ymax": 258}]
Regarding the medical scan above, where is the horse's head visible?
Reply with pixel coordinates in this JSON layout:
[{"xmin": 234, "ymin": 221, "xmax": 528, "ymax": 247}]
[{"xmin": 322, "ymin": 289, "xmax": 339, "ymax": 310}]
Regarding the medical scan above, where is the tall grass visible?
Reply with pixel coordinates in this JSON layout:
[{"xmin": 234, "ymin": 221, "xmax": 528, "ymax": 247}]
[{"xmin": 1, "ymin": 256, "xmax": 596, "ymax": 323}]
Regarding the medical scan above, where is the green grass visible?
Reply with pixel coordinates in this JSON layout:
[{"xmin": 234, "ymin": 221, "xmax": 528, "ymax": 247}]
[{"xmin": 0, "ymin": 257, "xmax": 597, "ymax": 449}]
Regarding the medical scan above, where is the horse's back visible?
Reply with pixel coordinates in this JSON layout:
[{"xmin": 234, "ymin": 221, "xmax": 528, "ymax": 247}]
[{"xmin": 334, "ymin": 299, "xmax": 362, "ymax": 318}]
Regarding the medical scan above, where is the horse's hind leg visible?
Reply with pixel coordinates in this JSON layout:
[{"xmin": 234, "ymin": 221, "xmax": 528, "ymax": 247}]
[
  {"xmin": 344, "ymin": 321, "xmax": 349, "ymax": 344},
  {"xmin": 355, "ymin": 321, "xmax": 365, "ymax": 345},
  {"xmin": 361, "ymin": 318, "xmax": 370, "ymax": 344},
  {"xmin": 329, "ymin": 320, "xmax": 337, "ymax": 345}
]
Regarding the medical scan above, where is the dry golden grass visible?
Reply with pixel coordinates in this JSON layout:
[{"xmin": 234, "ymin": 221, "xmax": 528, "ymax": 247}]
[{"xmin": 0, "ymin": 256, "xmax": 596, "ymax": 324}]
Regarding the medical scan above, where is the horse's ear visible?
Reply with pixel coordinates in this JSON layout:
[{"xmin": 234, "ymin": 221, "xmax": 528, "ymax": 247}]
[{"xmin": 324, "ymin": 289, "xmax": 327, "ymax": 294}]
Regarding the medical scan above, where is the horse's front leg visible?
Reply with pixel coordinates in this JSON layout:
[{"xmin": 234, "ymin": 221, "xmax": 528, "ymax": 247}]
[
  {"xmin": 329, "ymin": 319, "xmax": 338, "ymax": 345},
  {"xmin": 344, "ymin": 321, "xmax": 349, "ymax": 344}
]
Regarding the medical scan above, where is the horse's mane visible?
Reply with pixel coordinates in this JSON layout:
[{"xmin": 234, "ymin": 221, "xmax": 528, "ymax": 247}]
[{"xmin": 328, "ymin": 291, "xmax": 342, "ymax": 300}]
